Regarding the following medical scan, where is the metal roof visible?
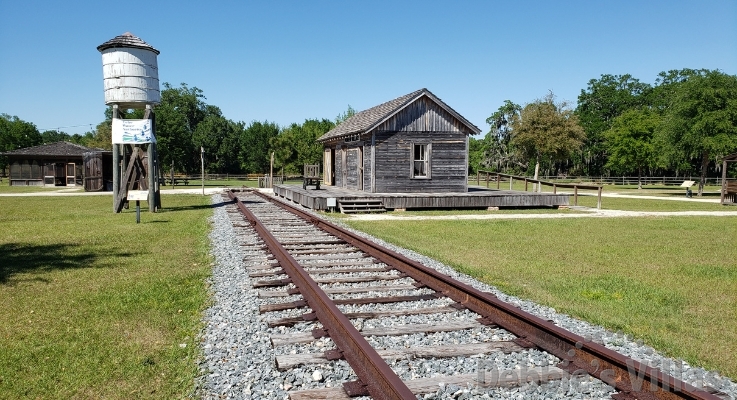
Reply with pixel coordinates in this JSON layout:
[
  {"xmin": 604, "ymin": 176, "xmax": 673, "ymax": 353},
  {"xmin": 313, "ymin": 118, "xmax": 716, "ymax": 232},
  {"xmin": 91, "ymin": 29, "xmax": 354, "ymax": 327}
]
[
  {"xmin": 1, "ymin": 141, "xmax": 103, "ymax": 157},
  {"xmin": 318, "ymin": 88, "xmax": 481, "ymax": 142},
  {"xmin": 97, "ymin": 32, "xmax": 160, "ymax": 55}
]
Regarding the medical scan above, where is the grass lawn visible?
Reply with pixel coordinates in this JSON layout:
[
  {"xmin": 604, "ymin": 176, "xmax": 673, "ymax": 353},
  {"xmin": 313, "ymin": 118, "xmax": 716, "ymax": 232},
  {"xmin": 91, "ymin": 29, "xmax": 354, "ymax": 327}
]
[
  {"xmin": 0, "ymin": 194, "xmax": 213, "ymax": 399},
  {"xmin": 345, "ymin": 216, "xmax": 737, "ymax": 380},
  {"xmin": 574, "ymin": 195, "xmax": 728, "ymax": 211}
]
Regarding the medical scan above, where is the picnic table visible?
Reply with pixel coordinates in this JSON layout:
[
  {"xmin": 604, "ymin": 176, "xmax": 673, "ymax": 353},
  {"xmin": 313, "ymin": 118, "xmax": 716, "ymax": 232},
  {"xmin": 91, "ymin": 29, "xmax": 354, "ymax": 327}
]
[{"xmin": 161, "ymin": 177, "xmax": 190, "ymax": 186}]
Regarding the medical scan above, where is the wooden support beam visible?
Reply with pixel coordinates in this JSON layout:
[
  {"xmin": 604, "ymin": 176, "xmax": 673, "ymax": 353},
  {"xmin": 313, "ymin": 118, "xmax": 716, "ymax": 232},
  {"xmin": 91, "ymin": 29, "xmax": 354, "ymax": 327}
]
[
  {"xmin": 288, "ymin": 367, "xmax": 568, "ymax": 399},
  {"xmin": 265, "ymin": 305, "xmax": 456, "ymax": 327},
  {"xmin": 276, "ymin": 341, "xmax": 525, "ymax": 370},
  {"xmin": 270, "ymin": 321, "xmax": 483, "ymax": 346},
  {"xmin": 112, "ymin": 105, "xmax": 120, "ymax": 213}
]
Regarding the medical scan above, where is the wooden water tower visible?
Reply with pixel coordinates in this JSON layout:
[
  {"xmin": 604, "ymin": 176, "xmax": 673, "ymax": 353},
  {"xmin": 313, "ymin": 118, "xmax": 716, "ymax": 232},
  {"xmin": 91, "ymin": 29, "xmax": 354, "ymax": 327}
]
[{"xmin": 97, "ymin": 32, "xmax": 162, "ymax": 213}]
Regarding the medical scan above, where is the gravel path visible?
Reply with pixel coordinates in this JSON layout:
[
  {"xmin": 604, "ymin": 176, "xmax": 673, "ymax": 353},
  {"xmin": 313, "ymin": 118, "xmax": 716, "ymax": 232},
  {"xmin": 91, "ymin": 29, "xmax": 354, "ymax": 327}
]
[{"xmin": 199, "ymin": 192, "xmax": 737, "ymax": 399}]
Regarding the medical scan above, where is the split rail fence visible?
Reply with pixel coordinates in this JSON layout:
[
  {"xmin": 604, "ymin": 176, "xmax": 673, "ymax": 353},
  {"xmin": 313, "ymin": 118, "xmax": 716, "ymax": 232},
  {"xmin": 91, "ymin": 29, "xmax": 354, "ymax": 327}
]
[{"xmin": 476, "ymin": 170, "xmax": 603, "ymax": 209}]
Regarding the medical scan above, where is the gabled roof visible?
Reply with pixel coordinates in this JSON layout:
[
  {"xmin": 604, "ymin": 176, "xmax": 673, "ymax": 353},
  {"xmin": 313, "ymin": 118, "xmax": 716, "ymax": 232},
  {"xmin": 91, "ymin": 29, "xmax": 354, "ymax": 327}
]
[
  {"xmin": 724, "ymin": 152, "xmax": 737, "ymax": 162},
  {"xmin": 97, "ymin": 32, "xmax": 160, "ymax": 55},
  {"xmin": 1, "ymin": 141, "xmax": 101, "ymax": 157},
  {"xmin": 318, "ymin": 88, "xmax": 481, "ymax": 142}
]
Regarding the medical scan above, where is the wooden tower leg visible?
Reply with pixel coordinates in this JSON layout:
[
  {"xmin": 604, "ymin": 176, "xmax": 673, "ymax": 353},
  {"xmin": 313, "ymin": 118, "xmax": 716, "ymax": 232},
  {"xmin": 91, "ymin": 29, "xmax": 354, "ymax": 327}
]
[
  {"xmin": 144, "ymin": 105, "xmax": 157, "ymax": 212},
  {"xmin": 153, "ymin": 142, "xmax": 162, "ymax": 210},
  {"xmin": 112, "ymin": 105, "xmax": 120, "ymax": 213}
]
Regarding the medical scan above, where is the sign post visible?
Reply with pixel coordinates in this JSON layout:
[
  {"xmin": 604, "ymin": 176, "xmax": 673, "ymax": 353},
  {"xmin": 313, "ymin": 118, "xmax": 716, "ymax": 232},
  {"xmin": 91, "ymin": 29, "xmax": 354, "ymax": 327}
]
[{"xmin": 127, "ymin": 190, "xmax": 149, "ymax": 223}]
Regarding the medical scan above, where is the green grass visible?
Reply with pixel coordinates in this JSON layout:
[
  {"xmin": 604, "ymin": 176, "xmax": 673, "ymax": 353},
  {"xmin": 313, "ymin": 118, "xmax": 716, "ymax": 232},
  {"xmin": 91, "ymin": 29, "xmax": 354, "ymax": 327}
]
[
  {"xmin": 0, "ymin": 194, "xmax": 213, "ymax": 399},
  {"xmin": 345, "ymin": 216, "xmax": 737, "ymax": 380},
  {"xmin": 574, "ymin": 194, "xmax": 728, "ymax": 211}
]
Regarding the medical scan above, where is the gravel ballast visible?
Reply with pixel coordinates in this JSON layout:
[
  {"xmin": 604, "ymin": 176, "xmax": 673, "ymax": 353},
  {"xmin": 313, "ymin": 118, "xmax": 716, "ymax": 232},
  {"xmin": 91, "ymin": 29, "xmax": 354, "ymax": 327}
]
[{"xmin": 199, "ymin": 192, "xmax": 737, "ymax": 399}]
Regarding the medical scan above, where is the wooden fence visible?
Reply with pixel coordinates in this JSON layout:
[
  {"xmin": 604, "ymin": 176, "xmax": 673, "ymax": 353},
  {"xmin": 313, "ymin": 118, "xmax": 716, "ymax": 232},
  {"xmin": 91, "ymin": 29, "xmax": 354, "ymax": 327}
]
[
  {"xmin": 507, "ymin": 175, "xmax": 726, "ymax": 187},
  {"xmin": 476, "ymin": 170, "xmax": 603, "ymax": 209},
  {"xmin": 200, "ymin": 173, "xmax": 301, "ymax": 181}
]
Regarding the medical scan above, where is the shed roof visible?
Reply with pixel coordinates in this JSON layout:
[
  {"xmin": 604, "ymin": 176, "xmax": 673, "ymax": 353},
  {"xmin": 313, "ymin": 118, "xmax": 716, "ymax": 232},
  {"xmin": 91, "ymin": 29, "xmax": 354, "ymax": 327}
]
[
  {"xmin": 724, "ymin": 152, "xmax": 737, "ymax": 162},
  {"xmin": 318, "ymin": 88, "xmax": 481, "ymax": 142},
  {"xmin": 97, "ymin": 32, "xmax": 160, "ymax": 55},
  {"xmin": 1, "ymin": 141, "xmax": 103, "ymax": 157}
]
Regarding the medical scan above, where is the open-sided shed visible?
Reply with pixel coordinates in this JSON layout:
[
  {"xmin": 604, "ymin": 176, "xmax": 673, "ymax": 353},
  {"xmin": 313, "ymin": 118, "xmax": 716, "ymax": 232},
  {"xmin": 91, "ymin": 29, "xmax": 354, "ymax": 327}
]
[
  {"xmin": 317, "ymin": 88, "xmax": 481, "ymax": 193},
  {"xmin": 721, "ymin": 152, "xmax": 737, "ymax": 205},
  {"xmin": 1, "ymin": 141, "xmax": 111, "ymax": 190}
]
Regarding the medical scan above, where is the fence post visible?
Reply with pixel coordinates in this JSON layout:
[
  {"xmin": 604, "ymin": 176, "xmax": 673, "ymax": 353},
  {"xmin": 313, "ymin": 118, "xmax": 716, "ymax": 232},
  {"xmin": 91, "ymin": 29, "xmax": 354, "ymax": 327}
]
[
  {"xmin": 553, "ymin": 183, "xmax": 556, "ymax": 194},
  {"xmin": 509, "ymin": 176, "xmax": 513, "ymax": 190},
  {"xmin": 597, "ymin": 187, "xmax": 602, "ymax": 209},
  {"xmin": 574, "ymin": 186, "xmax": 578, "ymax": 206},
  {"xmin": 477, "ymin": 171, "xmax": 480, "ymax": 185},
  {"xmin": 486, "ymin": 172, "xmax": 489, "ymax": 188},
  {"xmin": 525, "ymin": 179, "xmax": 528, "ymax": 192},
  {"xmin": 497, "ymin": 174, "xmax": 500, "ymax": 190}
]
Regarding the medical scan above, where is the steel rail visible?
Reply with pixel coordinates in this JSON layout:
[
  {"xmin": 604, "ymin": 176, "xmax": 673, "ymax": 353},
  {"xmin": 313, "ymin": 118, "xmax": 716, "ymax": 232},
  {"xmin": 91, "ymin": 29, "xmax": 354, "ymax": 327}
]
[
  {"xmin": 228, "ymin": 192, "xmax": 416, "ymax": 400},
  {"xmin": 251, "ymin": 190, "xmax": 721, "ymax": 400}
]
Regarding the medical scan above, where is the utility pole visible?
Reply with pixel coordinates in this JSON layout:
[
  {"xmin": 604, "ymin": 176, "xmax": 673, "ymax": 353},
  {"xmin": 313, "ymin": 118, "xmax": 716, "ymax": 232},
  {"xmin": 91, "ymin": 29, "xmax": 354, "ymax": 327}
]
[
  {"xmin": 270, "ymin": 152, "xmax": 274, "ymax": 188},
  {"xmin": 201, "ymin": 146, "xmax": 205, "ymax": 195}
]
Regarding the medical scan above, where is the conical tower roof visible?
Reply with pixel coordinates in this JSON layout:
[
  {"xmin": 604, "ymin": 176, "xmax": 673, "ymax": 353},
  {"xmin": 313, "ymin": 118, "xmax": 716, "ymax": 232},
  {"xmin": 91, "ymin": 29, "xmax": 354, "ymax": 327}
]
[{"xmin": 97, "ymin": 32, "xmax": 160, "ymax": 55}]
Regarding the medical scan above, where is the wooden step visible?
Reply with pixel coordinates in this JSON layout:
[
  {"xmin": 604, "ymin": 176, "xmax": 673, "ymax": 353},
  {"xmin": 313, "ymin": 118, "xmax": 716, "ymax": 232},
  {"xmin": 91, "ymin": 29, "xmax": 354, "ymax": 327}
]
[{"xmin": 338, "ymin": 199, "xmax": 386, "ymax": 214}]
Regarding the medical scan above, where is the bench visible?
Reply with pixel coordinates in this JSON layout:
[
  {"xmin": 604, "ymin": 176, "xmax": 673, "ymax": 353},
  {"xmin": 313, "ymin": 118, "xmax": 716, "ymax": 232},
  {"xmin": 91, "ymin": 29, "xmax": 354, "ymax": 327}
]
[
  {"xmin": 303, "ymin": 177, "xmax": 321, "ymax": 190},
  {"xmin": 303, "ymin": 164, "xmax": 321, "ymax": 190}
]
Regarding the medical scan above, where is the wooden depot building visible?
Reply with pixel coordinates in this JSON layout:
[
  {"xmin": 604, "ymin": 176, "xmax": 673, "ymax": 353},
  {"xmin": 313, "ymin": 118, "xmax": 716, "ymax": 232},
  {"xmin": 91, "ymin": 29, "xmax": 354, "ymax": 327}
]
[
  {"xmin": 2, "ymin": 141, "xmax": 112, "ymax": 191},
  {"xmin": 318, "ymin": 88, "xmax": 481, "ymax": 192},
  {"xmin": 273, "ymin": 88, "xmax": 570, "ymax": 212}
]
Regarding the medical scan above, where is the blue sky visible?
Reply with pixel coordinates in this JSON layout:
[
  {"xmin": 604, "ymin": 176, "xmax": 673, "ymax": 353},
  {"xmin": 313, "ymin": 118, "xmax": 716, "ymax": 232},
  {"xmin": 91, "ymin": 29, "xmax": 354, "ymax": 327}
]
[{"xmin": 1, "ymin": 0, "xmax": 735, "ymax": 137}]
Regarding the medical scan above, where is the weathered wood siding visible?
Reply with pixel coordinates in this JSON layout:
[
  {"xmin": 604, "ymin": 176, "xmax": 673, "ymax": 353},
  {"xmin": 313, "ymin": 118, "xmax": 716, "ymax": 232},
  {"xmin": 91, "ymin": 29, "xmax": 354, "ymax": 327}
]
[
  {"xmin": 374, "ymin": 96, "xmax": 469, "ymax": 133},
  {"xmin": 373, "ymin": 130, "xmax": 467, "ymax": 193},
  {"xmin": 346, "ymin": 146, "xmax": 360, "ymax": 190},
  {"xmin": 363, "ymin": 143, "xmax": 372, "ymax": 191},
  {"xmin": 370, "ymin": 96, "xmax": 471, "ymax": 193},
  {"xmin": 324, "ymin": 95, "xmax": 474, "ymax": 193},
  {"xmin": 273, "ymin": 184, "xmax": 570, "ymax": 211},
  {"xmin": 334, "ymin": 145, "xmax": 344, "ymax": 187}
]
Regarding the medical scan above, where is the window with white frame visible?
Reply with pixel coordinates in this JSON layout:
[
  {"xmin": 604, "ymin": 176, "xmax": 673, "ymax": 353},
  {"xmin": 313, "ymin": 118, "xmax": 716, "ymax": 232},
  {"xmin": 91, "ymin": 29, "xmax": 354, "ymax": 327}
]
[{"xmin": 411, "ymin": 143, "xmax": 431, "ymax": 178}]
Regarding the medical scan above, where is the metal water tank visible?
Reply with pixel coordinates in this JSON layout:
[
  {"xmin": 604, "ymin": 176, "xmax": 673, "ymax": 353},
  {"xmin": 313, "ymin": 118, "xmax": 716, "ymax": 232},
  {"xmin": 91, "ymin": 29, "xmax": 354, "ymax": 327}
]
[{"xmin": 97, "ymin": 32, "xmax": 160, "ymax": 108}]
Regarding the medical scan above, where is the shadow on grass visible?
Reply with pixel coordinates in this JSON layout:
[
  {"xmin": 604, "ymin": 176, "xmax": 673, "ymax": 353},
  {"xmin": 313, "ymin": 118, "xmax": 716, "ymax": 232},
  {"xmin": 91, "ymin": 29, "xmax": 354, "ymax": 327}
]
[
  {"xmin": 0, "ymin": 242, "xmax": 132, "ymax": 284},
  {"xmin": 162, "ymin": 199, "xmax": 234, "ymax": 212}
]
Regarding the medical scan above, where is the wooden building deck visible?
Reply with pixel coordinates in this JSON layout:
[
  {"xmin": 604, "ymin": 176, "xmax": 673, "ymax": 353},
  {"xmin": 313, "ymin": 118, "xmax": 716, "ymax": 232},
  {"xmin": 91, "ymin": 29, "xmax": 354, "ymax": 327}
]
[{"xmin": 272, "ymin": 184, "xmax": 570, "ymax": 211}]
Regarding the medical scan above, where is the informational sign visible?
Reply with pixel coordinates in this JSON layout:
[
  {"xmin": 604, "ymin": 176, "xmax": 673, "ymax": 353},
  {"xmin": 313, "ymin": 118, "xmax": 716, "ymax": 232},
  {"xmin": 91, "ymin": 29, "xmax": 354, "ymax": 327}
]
[
  {"xmin": 112, "ymin": 119, "xmax": 156, "ymax": 144},
  {"xmin": 127, "ymin": 190, "xmax": 149, "ymax": 201}
]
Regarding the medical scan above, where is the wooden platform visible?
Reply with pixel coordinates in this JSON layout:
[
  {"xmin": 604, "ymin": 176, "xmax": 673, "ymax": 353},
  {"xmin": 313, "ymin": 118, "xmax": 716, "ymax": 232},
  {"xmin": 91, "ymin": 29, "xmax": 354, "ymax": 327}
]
[{"xmin": 273, "ymin": 185, "xmax": 569, "ymax": 211}]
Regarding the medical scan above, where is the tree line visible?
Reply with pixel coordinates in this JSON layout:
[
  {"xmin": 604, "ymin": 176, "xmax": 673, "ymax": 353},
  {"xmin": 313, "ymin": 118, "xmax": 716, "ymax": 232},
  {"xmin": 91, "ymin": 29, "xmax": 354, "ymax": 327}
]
[
  {"xmin": 1, "ymin": 83, "xmax": 350, "ymax": 177},
  {"xmin": 3, "ymin": 69, "xmax": 736, "ymax": 194},
  {"xmin": 471, "ymin": 69, "xmax": 737, "ymax": 195}
]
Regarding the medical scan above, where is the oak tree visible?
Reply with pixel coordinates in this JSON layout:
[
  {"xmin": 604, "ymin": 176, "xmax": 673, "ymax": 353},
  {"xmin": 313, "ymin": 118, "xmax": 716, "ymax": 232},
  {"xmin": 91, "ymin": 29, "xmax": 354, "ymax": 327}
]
[
  {"xmin": 655, "ymin": 70, "xmax": 737, "ymax": 195},
  {"xmin": 511, "ymin": 93, "xmax": 586, "ymax": 181},
  {"xmin": 604, "ymin": 108, "xmax": 659, "ymax": 189}
]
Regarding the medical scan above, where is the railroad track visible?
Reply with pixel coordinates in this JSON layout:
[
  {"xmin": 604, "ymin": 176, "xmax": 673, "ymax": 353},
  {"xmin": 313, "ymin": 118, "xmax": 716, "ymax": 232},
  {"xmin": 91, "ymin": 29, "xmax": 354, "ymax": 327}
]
[{"xmin": 222, "ymin": 189, "xmax": 725, "ymax": 400}]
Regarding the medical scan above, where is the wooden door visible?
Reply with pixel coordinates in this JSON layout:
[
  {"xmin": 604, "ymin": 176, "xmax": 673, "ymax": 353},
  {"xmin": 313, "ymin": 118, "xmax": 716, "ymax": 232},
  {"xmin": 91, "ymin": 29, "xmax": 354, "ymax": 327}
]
[
  {"xmin": 66, "ymin": 163, "xmax": 76, "ymax": 186},
  {"xmin": 323, "ymin": 148, "xmax": 333, "ymax": 186},
  {"xmin": 346, "ymin": 147, "xmax": 363, "ymax": 190}
]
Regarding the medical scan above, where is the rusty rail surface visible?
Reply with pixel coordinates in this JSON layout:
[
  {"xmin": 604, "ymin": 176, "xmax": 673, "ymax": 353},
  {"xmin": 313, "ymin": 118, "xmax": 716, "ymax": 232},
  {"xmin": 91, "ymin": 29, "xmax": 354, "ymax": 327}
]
[
  {"xmin": 245, "ymin": 189, "xmax": 721, "ymax": 400},
  {"xmin": 228, "ymin": 191, "xmax": 416, "ymax": 400}
]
